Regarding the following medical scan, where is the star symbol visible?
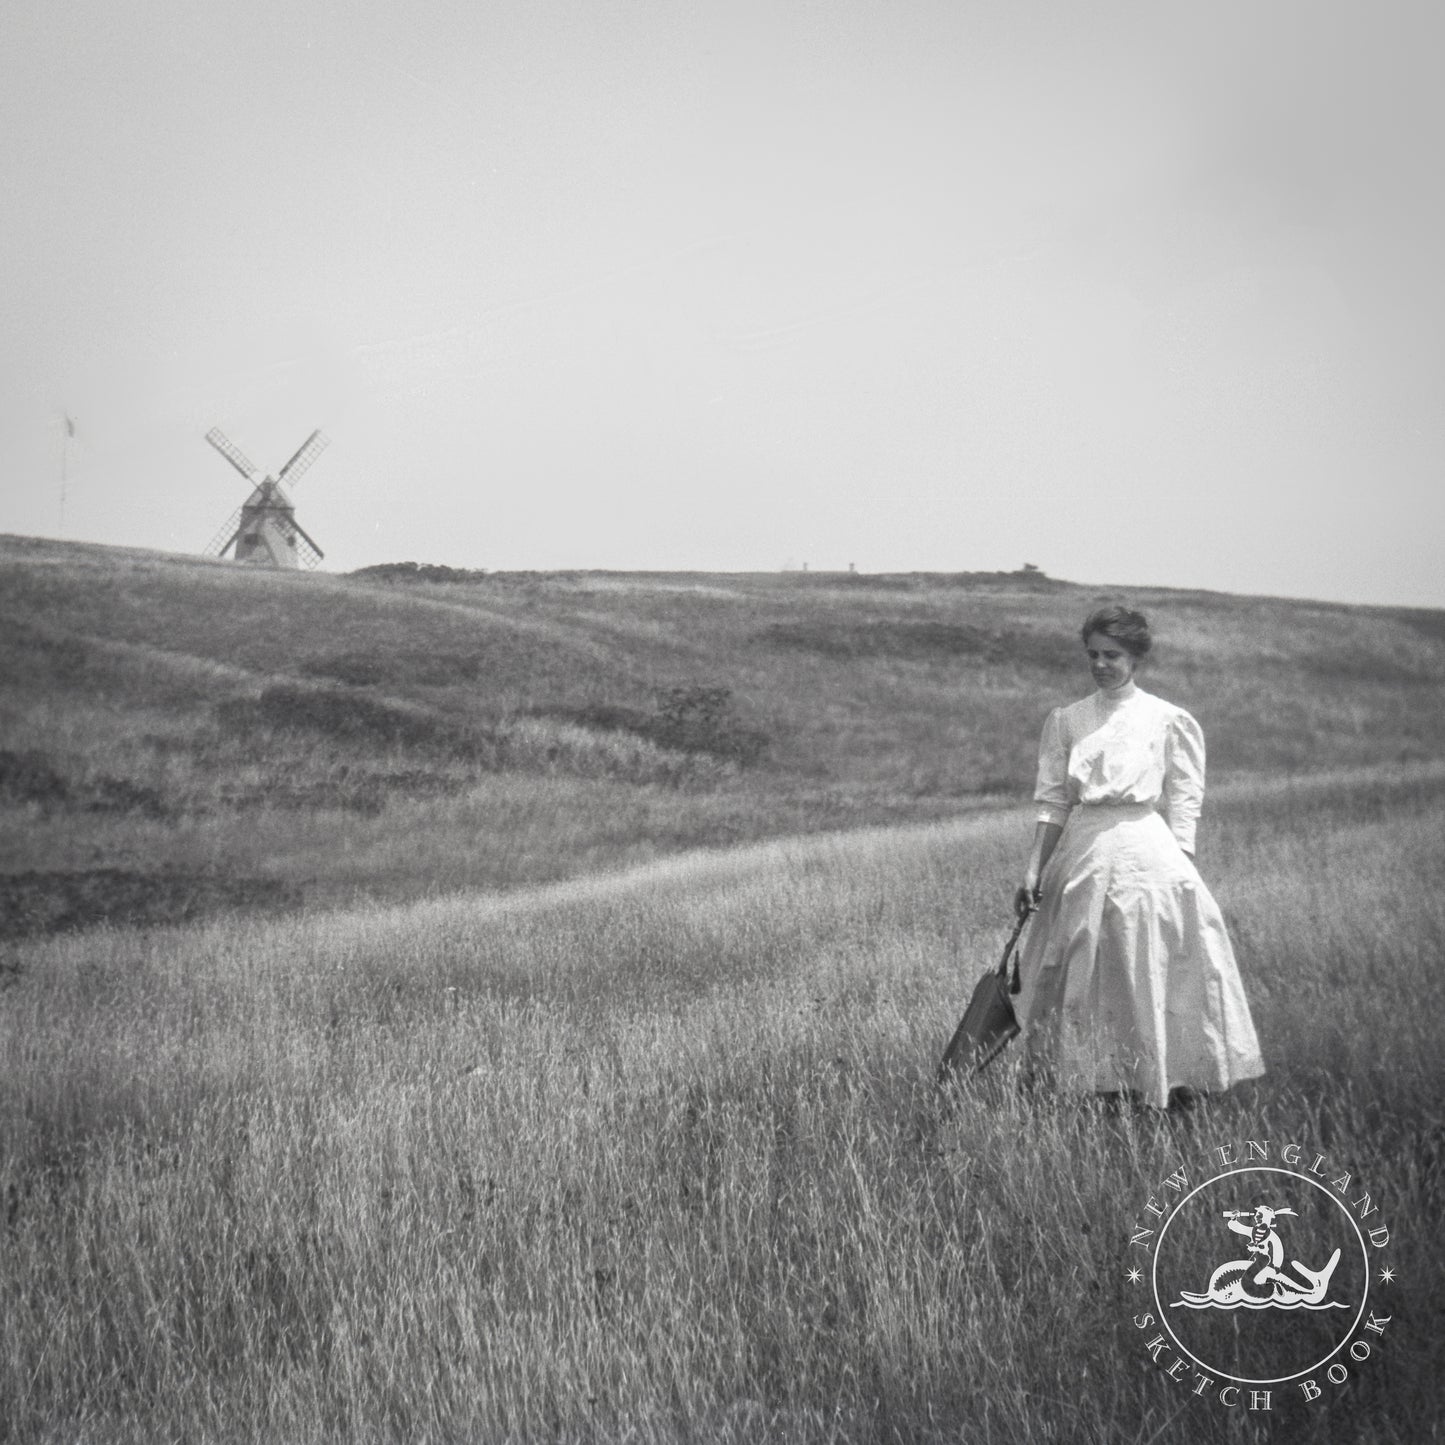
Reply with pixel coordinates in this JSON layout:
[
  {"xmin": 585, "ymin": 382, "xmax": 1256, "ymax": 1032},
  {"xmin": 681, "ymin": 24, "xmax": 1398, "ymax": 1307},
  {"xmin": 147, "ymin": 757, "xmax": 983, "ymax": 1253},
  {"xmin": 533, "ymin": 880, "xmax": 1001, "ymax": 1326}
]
[
  {"xmin": 1378, "ymin": 1266, "xmax": 1396, "ymax": 1285},
  {"xmin": 1127, "ymin": 1267, "xmax": 1144, "ymax": 1285}
]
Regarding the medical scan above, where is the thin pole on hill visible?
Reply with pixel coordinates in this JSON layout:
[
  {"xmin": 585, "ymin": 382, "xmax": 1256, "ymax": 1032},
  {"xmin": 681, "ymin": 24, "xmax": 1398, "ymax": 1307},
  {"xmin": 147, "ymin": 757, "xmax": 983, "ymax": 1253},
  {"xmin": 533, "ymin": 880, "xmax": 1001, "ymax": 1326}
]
[{"xmin": 58, "ymin": 412, "xmax": 75, "ymax": 536}]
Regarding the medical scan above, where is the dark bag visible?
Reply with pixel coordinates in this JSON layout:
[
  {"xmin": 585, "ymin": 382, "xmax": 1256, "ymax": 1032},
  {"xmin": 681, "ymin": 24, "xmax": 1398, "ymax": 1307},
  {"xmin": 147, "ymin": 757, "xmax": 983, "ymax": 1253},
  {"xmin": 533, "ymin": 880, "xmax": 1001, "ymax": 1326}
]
[{"xmin": 937, "ymin": 907, "xmax": 1033, "ymax": 1082}]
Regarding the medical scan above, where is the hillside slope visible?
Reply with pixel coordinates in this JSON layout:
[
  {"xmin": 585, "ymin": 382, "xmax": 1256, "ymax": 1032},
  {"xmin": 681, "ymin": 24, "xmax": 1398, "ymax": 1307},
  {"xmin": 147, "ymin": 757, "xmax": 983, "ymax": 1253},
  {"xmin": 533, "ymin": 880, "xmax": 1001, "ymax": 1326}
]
[{"xmin": 3, "ymin": 533, "xmax": 1444, "ymax": 933}]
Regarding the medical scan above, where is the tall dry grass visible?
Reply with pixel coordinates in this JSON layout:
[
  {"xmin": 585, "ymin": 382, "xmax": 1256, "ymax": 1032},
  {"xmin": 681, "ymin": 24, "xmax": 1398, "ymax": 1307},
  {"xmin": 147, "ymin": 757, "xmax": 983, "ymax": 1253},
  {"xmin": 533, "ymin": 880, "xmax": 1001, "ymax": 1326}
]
[{"xmin": 2, "ymin": 766, "xmax": 1441, "ymax": 1443}]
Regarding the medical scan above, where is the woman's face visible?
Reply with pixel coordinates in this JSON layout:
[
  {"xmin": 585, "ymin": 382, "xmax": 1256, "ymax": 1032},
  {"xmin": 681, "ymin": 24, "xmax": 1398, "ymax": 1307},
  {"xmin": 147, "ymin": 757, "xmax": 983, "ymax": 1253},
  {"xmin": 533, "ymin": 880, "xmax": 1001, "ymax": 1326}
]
[{"xmin": 1085, "ymin": 631, "xmax": 1138, "ymax": 692}]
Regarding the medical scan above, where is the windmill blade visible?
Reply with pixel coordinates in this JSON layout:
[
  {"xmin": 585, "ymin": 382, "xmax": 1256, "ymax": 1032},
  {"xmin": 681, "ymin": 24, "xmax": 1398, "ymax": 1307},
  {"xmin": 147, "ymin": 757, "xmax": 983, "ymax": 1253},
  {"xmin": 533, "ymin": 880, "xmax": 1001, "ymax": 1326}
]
[
  {"xmin": 290, "ymin": 515, "xmax": 325, "ymax": 563},
  {"xmin": 204, "ymin": 505, "xmax": 245, "ymax": 558},
  {"xmin": 205, "ymin": 427, "xmax": 260, "ymax": 481},
  {"xmin": 276, "ymin": 429, "xmax": 329, "ymax": 487},
  {"xmin": 293, "ymin": 530, "xmax": 324, "ymax": 570}
]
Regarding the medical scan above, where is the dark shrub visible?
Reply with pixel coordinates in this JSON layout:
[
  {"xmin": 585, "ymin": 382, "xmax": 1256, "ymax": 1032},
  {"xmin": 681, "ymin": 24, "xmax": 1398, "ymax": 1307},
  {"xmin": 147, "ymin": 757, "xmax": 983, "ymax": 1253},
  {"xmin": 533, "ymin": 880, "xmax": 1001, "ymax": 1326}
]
[
  {"xmin": 0, "ymin": 751, "xmax": 70, "ymax": 808},
  {"xmin": 646, "ymin": 685, "xmax": 768, "ymax": 765},
  {"xmin": 0, "ymin": 870, "xmax": 303, "ymax": 940},
  {"xmin": 348, "ymin": 562, "xmax": 490, "ymax": 585},
  {"xmin": 0, "ymin": 752, "xmax": 171, "ymax": 818},
  {"xmin": 535, "ymin": 686, "xmax": 769, "ymax": 766},
  {"xmin": 84, "ymin": 777, "xmax": 170, "ymax": 819},
  {"xmin": 548, "ymin": 702, "xmax": 653, "ymax": 735},
  {"xmin": 1384, "ymin": 607, "xmax": 1445, "ymax": 645},
  {"xmin": 215, "ymin": 683, "xmax": 504, "ymax": 765}
]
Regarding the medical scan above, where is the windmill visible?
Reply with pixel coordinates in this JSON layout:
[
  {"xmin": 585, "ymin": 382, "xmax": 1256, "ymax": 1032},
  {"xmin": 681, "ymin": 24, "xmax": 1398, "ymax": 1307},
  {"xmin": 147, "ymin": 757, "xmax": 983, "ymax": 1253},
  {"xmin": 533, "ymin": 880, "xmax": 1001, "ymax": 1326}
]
[{"xmin": 203, "ymin": 426, "xmax": 330, "ymax": 568}]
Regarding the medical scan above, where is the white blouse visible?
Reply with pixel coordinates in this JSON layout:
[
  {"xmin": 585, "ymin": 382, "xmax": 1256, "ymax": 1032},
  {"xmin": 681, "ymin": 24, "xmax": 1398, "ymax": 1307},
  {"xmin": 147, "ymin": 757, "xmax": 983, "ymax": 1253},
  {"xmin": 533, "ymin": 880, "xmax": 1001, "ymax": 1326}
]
[{"xmin": 1032, "ymin": 682, "xmax": 1205, "ymax": 853}]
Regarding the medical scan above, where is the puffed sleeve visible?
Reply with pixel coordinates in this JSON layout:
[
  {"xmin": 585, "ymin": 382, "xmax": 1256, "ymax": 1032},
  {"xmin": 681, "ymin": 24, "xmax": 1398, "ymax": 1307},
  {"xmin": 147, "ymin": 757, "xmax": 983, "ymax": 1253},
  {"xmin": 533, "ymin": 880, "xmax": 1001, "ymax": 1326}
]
[
  {"xmin": 1033, "ymin": 707, "xmax": 1071, "ymax": 827},
  {"xmin": 1162, "ymin": 709, "xmax": 1205, "ymax": 853}
]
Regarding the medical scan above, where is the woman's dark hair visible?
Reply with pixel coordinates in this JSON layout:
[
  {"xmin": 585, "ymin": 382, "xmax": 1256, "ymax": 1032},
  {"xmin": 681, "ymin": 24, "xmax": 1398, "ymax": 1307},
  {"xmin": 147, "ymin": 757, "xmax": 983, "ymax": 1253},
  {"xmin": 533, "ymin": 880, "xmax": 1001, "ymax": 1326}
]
[{"xmin": 1080, "ymin": 606, "xmax": 1152, "ymax": 658}]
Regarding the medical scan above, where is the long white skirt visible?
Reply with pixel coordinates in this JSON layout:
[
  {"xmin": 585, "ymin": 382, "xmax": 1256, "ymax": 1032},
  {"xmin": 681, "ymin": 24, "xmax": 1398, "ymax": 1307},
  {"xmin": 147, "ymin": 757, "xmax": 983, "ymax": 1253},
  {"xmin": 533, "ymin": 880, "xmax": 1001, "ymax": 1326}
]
[{"xmin": 1015, "ymin": 802, "xmax": 1265, "ymax": 1107}]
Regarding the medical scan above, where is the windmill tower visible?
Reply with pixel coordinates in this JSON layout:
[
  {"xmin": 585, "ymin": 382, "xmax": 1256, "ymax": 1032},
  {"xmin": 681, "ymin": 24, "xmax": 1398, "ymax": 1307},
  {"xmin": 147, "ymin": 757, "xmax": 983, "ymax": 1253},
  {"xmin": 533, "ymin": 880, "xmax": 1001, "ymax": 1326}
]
[{"xmin": 203, "ymin": 426, "xmax": 330, "ymax": 569}]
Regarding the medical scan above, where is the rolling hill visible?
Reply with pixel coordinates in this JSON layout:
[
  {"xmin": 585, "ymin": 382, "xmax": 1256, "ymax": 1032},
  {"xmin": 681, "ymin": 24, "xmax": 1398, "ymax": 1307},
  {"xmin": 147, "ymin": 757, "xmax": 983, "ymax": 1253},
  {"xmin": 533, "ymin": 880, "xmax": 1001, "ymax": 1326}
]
[{"xmin": 3, "ymin": 531, "xmax": 1444, "ymax": 936}]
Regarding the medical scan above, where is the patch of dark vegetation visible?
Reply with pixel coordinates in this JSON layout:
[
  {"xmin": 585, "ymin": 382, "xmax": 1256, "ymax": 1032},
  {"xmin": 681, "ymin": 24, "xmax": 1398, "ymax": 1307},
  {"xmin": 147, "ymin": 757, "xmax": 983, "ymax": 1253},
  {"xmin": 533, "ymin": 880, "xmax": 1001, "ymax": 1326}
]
[
  {"xmin": 541, "ymin": 684, "xmax": 769, "ymax": 765},
  {"xmin": 0, "ymin": 869, "xmax": 303, "ymax": 940},
  {"xmin": 1378, "ymin": 607, "xmax": 1445, "ymax": 646},
  {"xmin": 0, "ymin": 750, "xmax": 70, "ymax": 808},
  {"xmin": 778, "ymin": 564, "xmax": 1067, "ymax": 592},
  {"xmin": 553, "ymin": 702, "xmax": 651, "ymax": 734},
  {"xmin": 348, "ymin": 561, "xmax": 490, "ymax": 585},
  {"xmin": 215, "ymin": 683, "xmax": 504, "ymax": 764},
  {"xmin": 650, "ymin": 685, "xmax": 769, "ymax": 764},
  {"xmin": 0, "ymin": 751, "xmax": 170, "ymax": 819},
  {"xmin": 931, "ymin": 563, "xmax": 1067, "ymax": 590},
  {"xmin": 83, "ymin": 777, "xmax": 170, "ymax": 819},
  {"xmin": 755, "ymin": 620, "xmax": 1077, "ymax": 670},
  {"xmin": 372, "ymin": 767, "xmax": 460, "ymax": 795},
  {"xmin": 216, "ymin": 768, "xmax": 459, "ymax": 816},
  {"xmin": 216, "ymin": 780, "xmax": 383, "ymax": 816},
  {"xmin": 0, "ymin": 621, "xmax": 92, "ymax": 689},
  {"xmin": 298, "ymin": 650, "xmax": 486, "ymax": 688}
]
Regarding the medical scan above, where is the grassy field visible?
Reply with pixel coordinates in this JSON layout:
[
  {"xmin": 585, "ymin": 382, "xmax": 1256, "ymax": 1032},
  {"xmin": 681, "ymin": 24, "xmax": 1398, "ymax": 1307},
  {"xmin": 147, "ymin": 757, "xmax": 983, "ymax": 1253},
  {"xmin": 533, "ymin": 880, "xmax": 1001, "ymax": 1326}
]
[
  {"xmin": 2, "ymin": 537, "xmax": 1443, "ymax": 1441},
  {"xmin": 2, "ymin": 765, "xmax": 1442, "ymax": 1443}
]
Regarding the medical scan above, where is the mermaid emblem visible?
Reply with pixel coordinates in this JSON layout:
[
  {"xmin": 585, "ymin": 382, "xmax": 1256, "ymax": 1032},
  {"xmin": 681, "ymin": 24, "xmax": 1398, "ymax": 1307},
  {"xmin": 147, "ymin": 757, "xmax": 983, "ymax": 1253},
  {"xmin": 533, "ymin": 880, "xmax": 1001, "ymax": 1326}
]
[{"xmin": 1171, "ymin": 1205, "xmax": 1347, "ymax": 1310}]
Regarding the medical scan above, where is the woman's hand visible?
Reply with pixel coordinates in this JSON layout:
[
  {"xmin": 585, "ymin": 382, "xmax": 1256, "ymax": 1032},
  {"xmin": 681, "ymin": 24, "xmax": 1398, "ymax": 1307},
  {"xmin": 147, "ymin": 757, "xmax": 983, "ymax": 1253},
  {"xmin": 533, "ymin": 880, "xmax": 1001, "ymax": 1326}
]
[
  {"xmin": 1016, "ymin": 821, "xmax": 1062, "ymax": 919},
  {"xmin": 1014, "ymin": 874, "xmax": 1041, "ymax": 920}
]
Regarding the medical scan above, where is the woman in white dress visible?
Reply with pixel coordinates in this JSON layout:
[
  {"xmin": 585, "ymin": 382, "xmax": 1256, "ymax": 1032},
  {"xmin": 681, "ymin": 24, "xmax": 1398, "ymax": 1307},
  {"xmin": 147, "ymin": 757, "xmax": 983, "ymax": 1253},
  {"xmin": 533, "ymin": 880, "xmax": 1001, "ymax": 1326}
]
[{"xmin": 1012, "ymin": 607, "xmax": 1264, "ymax": 1108}]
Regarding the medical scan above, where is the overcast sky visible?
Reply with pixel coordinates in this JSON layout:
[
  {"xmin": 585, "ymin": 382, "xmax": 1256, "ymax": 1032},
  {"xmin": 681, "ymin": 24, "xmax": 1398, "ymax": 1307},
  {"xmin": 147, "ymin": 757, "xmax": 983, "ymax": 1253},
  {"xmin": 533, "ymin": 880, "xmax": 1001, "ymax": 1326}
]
[{"xmin": 3, "ymin": 0, "xmax": 1442, "ymax": 606}]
